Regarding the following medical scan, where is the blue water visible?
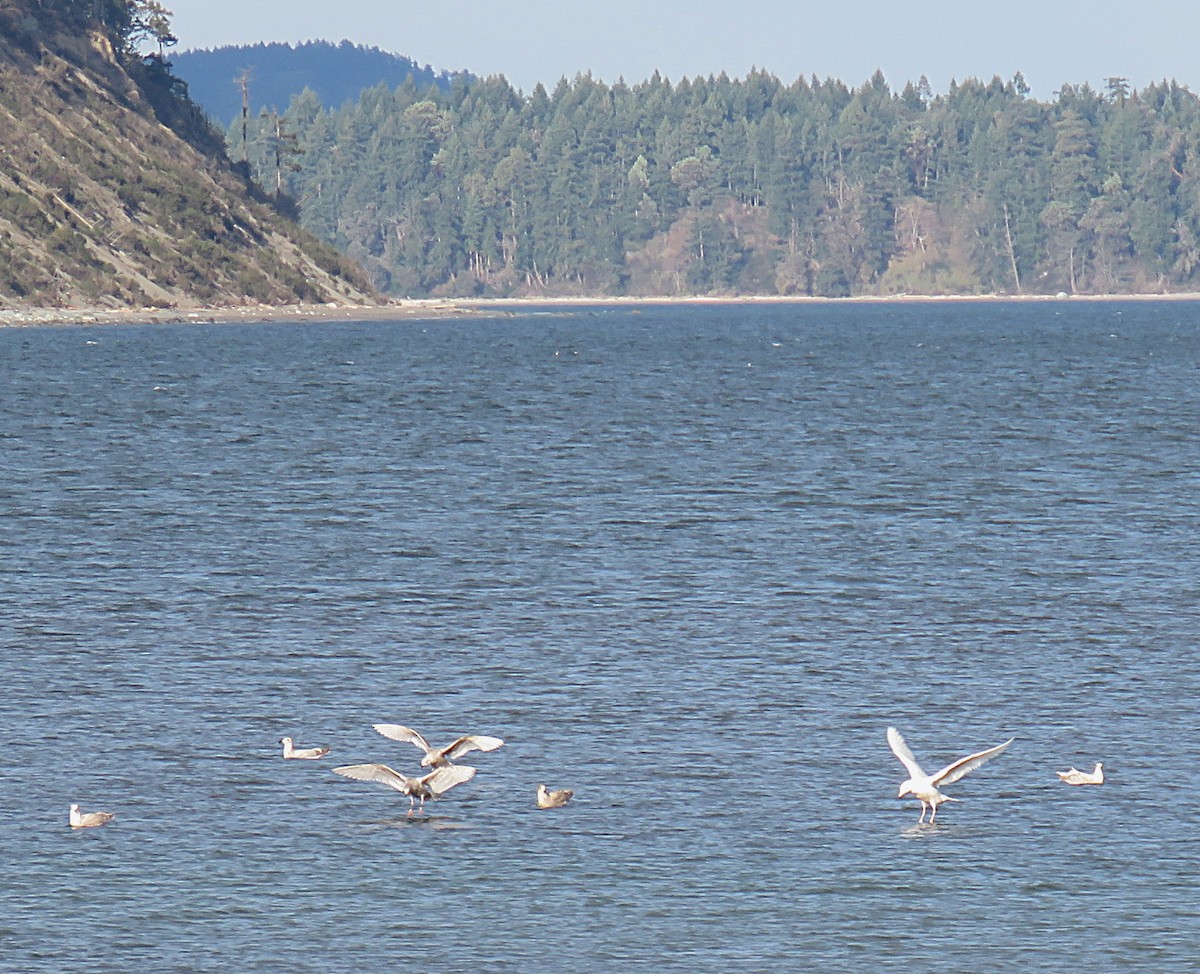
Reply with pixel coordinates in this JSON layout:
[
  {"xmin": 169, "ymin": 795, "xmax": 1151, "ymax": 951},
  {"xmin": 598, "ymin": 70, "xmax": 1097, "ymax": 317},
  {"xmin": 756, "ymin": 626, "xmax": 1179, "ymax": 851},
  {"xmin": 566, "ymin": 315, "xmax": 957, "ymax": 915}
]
[{"xmin": 2, "ymin": 301, "xmax": 1199, "ymax": 971}]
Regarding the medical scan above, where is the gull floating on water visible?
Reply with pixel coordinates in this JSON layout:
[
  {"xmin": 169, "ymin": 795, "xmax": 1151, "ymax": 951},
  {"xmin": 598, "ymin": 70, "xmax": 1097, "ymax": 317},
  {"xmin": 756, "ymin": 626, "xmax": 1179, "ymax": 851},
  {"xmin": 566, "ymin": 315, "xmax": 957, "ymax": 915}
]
[
  {"xmin": 1057, "ymin": 762, "xmax": 1104, "ymax": 785},
  {"xmin": 536, "ymin": 784, "xmax": 574, "ymax": 809},
  {"xmin": 280, "ymin": 736, "xmax": 330, "ymax": 760},
  {"xmin": 373, "ymin": 723, "xmax": 504, "ymax": 768},
  {"xmin": 888, "ymin": 726, "xmax": 1013, "ymax": 823},
  {"xmin": 69, "ymin": 804, "xmax": 114, "ymax": 829},
  {"xmin": 332, "ymin": 763, "xmax": 476, "ymax": 816}
]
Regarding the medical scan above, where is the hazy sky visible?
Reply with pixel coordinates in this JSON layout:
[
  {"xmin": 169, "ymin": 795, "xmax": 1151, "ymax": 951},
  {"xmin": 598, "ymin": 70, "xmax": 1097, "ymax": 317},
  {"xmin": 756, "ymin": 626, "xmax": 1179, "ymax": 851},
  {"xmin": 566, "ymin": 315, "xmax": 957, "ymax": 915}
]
[{"xmin": 165, "ymin": 1, "xmax": 1199, "ymax": 99}]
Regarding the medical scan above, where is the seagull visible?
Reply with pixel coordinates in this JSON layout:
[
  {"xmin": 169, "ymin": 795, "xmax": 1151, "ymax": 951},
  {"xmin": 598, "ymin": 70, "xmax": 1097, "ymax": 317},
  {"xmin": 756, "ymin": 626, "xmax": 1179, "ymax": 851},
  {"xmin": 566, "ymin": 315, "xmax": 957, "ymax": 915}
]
[
  {"xmin": 1057, "ymin": 762, "xmax": 1104, "ymax": 785},
  {"xmin": 280, "ymin": 736, "xmax": 330, "ymax": 760},
  {"xmin": 887, "ymin": 726, "xmax": 1013, "ymax": 823},
  {"xmin": 536, "ymin": 784, "xmax": 574, "ymax": 809},
  {"xmin": 69, "ymin": 804, "xmax": 114, "ymax": 829},
  {"xmin": 332, "ymin": 763, "xmax": 476, "ymax": 816},
  {"xmin": 372, "ymin": 723, "xmax": 504, "ymax": 768}
]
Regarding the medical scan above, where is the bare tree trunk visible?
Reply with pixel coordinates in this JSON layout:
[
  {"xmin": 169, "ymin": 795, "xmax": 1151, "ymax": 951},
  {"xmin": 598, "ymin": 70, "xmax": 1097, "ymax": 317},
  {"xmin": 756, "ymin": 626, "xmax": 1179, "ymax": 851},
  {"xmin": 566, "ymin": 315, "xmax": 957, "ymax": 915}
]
[
  {"xmin": 235, "ymin": 71, "xmax": 251, "ymax": 164},
  {"xmin": 1003, "ymin": 204, "xmax": 1022, "ymax": 293}
]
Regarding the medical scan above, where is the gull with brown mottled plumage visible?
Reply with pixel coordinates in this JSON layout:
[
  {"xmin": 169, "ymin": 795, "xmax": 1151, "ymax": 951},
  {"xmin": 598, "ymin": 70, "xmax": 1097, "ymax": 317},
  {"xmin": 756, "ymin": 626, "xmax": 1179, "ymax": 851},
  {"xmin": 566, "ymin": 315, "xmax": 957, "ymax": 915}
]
[
  {"xmin": 536, "ymin": 784, "xmax": 574, "ymax": 809},
  {"xmin": 69, "ymin": 804, "xmax": 114, "ymax": 828}
]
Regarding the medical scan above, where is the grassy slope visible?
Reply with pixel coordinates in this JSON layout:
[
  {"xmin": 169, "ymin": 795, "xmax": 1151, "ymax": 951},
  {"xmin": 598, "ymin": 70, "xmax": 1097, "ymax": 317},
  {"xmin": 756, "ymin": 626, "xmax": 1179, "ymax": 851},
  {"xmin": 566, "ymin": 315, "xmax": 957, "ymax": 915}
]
[{"xmin": 0, "ymin": 24, "xmax": 377, "ymax": 309}]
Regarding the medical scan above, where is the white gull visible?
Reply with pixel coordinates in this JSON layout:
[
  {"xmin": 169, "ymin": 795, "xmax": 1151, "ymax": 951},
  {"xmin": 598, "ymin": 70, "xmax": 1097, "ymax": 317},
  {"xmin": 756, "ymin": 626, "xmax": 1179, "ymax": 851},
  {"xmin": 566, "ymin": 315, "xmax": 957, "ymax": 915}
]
[
  {"xmin": 888, "ymin": 726, "xmax": 1013, "ymax": 823},
  {"xmin": 1057, "ymin": 762, "xmax": 1104, "ymax": 785},
  {"xmin": 280, "ymin": 736, "xmax": 330, "ymax": 760},
  {"xmin": 373, "ymin": 723, "xmax": 503, "ymax": 768},
  {"xmin": 333, "ymin": 763, "xmax": 476, "ymax": 816}
]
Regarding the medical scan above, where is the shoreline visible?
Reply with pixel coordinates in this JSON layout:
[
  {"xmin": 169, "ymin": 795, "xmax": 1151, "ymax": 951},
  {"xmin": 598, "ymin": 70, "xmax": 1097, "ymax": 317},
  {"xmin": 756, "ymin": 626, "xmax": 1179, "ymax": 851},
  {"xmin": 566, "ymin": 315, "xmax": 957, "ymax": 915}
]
[{"xmin": 4, "ymin": 290, "xmax": 1200, "ymax": 327}]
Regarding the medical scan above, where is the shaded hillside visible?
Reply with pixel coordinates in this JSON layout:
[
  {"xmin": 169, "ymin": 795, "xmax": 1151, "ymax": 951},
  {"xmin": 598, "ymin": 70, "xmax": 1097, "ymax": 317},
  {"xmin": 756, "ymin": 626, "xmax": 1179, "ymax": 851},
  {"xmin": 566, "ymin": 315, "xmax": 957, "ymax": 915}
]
[
  {"xmin": 171, "ymin": 40, "xmax": 467, "ymax": 125},
  {"xmin": 244, "ymin": 68, "xmax": 1200, "ymax": 298},
  {"xmin": 0, "ymin": 4, "xmax": 377, "ymax": 310}
]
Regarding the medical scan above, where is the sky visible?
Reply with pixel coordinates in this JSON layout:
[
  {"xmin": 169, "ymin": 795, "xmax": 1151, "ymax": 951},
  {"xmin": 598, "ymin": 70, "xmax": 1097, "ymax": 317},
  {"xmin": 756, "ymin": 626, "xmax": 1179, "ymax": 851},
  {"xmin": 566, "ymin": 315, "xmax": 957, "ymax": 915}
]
[{"xmin": 164, "ymin": 1, "xmax": 1200, "ymax": 100}]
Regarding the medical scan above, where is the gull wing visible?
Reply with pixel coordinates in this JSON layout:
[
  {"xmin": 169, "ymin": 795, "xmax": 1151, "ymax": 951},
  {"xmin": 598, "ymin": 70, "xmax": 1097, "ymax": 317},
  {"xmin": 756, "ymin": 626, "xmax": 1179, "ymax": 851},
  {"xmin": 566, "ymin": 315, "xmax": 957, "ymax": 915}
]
[
  {"xmin": 332, "ymin": 763, "xmax": 413, "ymax": 793},
  {"xmin": 931, "ymin": 738, "xmax": 1014, "ymax": 787},
  {"xmin": 373, "ymin": 724, "xmax": 432, "ymax": 755},
  {"xmin": 441, "ymin": 735, "xmax": 505, "ymax": 762},
  {"xmin": 423, "ymin": 764, "xmax": 476, "ymax": 796},
  {"xmin": 887, "ymin": 727, "xmax": 926, "ymax": 778},
  {"xmin": 296, "ymin": 746, "xmax": 330, "ymax": 758}
]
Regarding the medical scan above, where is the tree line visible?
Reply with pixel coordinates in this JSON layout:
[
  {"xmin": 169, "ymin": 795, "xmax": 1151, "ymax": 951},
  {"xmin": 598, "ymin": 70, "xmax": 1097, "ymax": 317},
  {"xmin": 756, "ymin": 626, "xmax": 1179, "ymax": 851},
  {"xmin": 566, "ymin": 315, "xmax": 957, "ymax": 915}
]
[{"xmin": 231, "ymin": 66, "xmax": 1200, "ymax": 298}]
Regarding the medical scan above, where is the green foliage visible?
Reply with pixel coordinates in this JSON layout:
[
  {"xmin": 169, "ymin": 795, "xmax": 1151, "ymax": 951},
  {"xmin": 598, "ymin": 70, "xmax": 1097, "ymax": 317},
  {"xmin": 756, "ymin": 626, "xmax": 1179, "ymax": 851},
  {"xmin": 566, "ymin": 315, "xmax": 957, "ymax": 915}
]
[
  {"xmin": 239, "ymin": 67, "xmax": 1200, "ymax": 297},
  {"xmin": 1, "ymin": 0, "xmax": 172, "ymax": 54}
]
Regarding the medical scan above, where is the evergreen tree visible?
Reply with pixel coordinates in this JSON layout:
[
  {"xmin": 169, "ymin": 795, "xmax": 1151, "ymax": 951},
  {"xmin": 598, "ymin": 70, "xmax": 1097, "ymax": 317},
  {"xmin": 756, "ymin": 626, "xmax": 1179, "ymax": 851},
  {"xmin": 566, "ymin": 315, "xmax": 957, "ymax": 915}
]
[{"xmin": 216, "ymin": 57, "xmax": 1200, "ymax": 298}]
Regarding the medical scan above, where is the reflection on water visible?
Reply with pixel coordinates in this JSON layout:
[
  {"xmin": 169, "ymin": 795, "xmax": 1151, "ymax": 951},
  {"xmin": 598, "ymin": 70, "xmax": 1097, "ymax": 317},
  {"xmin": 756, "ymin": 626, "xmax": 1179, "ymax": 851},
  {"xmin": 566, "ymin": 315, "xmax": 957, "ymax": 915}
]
[{"xmin": 365, "ymin": 815, "xmax": 473, "ymax": 831}]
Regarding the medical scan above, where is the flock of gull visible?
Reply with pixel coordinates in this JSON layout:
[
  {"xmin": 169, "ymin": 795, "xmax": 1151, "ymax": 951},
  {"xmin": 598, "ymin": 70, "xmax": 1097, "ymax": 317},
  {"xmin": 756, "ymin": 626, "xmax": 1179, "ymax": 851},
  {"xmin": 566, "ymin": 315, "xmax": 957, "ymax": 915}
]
[
  {"xmin": 69, "ymin": 723, "xmax": 1099, "ymax": 829},
  {"xmin": 320, "ymin": 723, "xmax": 572, "ymax": 814},
  {"xmin": 68, "ymin": 721, "xmax": 571, "ymax": 829}
]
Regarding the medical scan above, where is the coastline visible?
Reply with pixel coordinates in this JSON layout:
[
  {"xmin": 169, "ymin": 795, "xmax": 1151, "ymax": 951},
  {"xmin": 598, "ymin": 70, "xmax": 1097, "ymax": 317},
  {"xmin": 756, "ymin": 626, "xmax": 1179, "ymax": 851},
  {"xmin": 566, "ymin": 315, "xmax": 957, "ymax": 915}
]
[{"xmin": 4, "ymin": 290, "xmax": 1200, "ymax": 328}]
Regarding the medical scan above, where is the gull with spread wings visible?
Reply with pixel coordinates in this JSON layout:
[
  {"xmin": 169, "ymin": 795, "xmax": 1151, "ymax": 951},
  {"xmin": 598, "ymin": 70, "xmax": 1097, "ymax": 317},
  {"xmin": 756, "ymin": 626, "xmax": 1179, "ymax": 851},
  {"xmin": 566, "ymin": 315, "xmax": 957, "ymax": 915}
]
[
  {"xmin": 373, "ymin": 723, "xmax": 504, "ymax": 768},
  {"xmin": 887, "ymin": 726, "xmax": 1013, "ymax": 823},
  {"xmin": 332, "ymin": 763, "xmax": 477, "ymax": 816}
]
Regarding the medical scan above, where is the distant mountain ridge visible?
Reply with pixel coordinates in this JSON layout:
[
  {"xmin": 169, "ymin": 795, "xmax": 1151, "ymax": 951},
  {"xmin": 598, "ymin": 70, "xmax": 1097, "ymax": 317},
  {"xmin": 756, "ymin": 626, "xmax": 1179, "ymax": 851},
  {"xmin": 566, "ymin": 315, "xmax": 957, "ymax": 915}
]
[{"xmin": 171, "ymin": 40, "xmax": 469, "ymax": 124}]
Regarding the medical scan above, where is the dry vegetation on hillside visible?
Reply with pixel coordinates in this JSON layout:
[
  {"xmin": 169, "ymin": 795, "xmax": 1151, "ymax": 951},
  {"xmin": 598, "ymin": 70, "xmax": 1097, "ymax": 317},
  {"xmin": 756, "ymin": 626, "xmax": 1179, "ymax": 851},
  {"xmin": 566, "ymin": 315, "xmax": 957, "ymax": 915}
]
[{"xmin": 0, "ymin": 8, "xmax": 377, "ymax": 309}]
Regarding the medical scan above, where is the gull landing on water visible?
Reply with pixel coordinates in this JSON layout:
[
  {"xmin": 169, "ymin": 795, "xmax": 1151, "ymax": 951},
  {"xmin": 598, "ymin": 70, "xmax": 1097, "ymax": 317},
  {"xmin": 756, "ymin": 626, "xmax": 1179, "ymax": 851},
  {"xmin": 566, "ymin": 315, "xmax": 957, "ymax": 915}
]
[
  {"xmin": 887, "ymin": 726, "xmax": 1013, "ymax": 824},
  {"xmin": 69, "ymin": 804, "xmax": 114, "ymax": 828},
  {"xmin": 332, "ymin": 763, "xmax": 476, "ymax": 816},
  {"xmin": 372, "ymin": 723, "xmax": 504, "ymax": 768},
  {"xmin": 1058, "ymin": 762, "xmax": 1104, "ymax": 785},
  {"xmin": 280, "ymin": 737, "xmax": 330, "ymax": 760}
]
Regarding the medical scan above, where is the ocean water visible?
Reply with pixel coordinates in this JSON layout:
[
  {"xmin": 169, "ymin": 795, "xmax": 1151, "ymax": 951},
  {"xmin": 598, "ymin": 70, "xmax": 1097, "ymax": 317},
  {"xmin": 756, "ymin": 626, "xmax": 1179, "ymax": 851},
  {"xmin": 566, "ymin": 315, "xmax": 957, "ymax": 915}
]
[{"xmin": 1, "ymin": 301, "xmax": 1198, "ymax": 971}]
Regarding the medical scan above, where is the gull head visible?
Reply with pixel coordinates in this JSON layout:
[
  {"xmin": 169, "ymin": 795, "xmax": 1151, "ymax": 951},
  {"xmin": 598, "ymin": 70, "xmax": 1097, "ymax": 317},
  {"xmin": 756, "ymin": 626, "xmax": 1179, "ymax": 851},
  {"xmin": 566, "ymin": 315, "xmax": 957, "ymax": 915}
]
[{"xmin": 897, "ymin": 780, "xmax": 914, "ymax": 799}]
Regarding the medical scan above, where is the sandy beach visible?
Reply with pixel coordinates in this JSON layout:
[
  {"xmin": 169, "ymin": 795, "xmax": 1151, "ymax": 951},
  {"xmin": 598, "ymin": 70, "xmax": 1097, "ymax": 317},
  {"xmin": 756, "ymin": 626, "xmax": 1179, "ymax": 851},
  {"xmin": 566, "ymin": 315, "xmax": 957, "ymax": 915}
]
[
  {"xmin": 3, "ymin": 290, "xmax": 1200, "ymax": 328},
  {"xmin": 0, "ymin": 299, "xmax": 479, "ymax": 328}
]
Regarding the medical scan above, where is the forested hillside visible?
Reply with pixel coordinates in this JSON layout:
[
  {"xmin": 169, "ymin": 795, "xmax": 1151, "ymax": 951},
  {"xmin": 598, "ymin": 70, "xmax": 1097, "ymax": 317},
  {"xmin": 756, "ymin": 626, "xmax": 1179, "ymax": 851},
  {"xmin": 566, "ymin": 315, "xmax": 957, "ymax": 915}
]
[
  {"xmin": 172, "ymin": 41, "xmax": 467, "ymax": 125},
  {"xmin": 237, "ymin": 68, "xmax": 1200, "ymax": 298},
  {"xmin": 0, "ymin": 0, "xmax": 376, "ymax": 309}
]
